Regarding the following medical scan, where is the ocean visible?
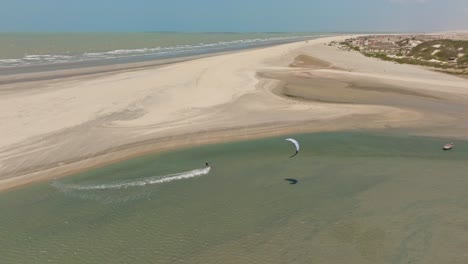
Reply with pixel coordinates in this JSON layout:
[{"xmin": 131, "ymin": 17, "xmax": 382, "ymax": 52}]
[
  {"xmin": 1, "ymin": 131, "xmax": 467, "ymax": 263},
  {"xmin": 0, "ymin": 32, "xmax": 322, "ymax": 69}
]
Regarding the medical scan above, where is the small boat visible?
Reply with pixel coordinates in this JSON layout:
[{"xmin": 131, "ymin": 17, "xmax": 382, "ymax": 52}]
[{"xmin": 443, "ymin": 143, "xmax": 454, "ymax": 151}]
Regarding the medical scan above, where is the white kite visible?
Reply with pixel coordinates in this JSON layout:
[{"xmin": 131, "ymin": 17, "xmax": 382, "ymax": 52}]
[{"xmin": 285, "ymin": 138, "xmax": 300, "ymax": 158}]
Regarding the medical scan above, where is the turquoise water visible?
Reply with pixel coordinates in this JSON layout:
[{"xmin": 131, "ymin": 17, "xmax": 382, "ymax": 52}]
[
  {"xmin": 0, "ymin": 32, "xmax": 320, "ymax": 67},
  {"xmin": 1, "ymin": 132, "xmax": 468, "ymax": 263}
]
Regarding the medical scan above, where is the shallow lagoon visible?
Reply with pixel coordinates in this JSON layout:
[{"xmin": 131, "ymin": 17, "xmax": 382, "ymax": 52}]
[{"xmin": 1, "ymin": 132, "xmax": 467, "ymax": 264}]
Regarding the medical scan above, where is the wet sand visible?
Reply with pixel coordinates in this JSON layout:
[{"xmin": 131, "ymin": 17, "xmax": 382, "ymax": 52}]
[
  {"xmin": 267, "ymin": 48, "xmax": 468, "ymax": 138},
  {"xmin": 1, "ymin": 35, "xmax": 468, "ymax": 191}
]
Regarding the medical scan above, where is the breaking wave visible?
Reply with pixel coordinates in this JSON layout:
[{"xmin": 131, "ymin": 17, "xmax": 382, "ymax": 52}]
[{"xmin": 0, "ymin": 35, "xmax": 316, "ymax": 67}]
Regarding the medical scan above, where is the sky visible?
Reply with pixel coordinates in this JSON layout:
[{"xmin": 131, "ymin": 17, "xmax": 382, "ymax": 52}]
[{"xmin": 0, "ymin": 0, "xmax": 467, "ymax": 32}]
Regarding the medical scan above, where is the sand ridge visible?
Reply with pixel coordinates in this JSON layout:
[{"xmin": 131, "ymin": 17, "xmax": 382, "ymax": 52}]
[{"xmin": 1, "ymin": 35, "xmax": 467, "ymax": 191}]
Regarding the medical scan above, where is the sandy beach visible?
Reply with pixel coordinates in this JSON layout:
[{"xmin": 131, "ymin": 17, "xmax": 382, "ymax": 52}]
[{"xmin": 1, "ymin": 35, "xmax": 468, "ymax": 191}]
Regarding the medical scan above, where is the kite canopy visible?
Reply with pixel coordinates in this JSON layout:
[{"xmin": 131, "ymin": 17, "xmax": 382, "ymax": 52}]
[{"xmin": 285, "ymin": 138, "xmax": 300, "ymax": 158}]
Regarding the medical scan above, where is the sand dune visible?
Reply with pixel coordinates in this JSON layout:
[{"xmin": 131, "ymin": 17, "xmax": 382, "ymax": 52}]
[{"xmin": 1, "ymin": 35, "xmax": 468, "ymax": 190}]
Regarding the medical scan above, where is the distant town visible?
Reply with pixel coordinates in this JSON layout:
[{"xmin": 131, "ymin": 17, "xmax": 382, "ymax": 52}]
[{"xmin": 330, "ymin": 33, "xmax": 468, "ymax": 76}]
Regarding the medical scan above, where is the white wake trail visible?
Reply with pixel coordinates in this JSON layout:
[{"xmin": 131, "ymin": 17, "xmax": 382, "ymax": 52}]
[{"xmin": 52, "ymin": 167, "xmax": 211, "ymax": 191}]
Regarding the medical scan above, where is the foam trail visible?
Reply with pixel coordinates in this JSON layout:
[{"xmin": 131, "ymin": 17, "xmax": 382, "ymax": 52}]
[{"xmin": 52, "ymin": 167, "xmax": 211, "ymax": 191}]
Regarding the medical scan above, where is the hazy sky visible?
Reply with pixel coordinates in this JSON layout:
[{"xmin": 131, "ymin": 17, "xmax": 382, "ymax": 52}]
[{"xmin": 1, "ymin": 0, "xmax": 467, "ymax": 32}]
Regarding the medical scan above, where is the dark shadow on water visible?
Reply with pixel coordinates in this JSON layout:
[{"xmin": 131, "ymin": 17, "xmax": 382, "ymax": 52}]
[{"xmin": 284, "ymin": 178, "xmax": 298, "ymax": 184}]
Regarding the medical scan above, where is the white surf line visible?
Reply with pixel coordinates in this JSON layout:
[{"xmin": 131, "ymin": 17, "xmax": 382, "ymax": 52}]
[{"xmin": 51, "ymin": 167, "xmax": 211, "ymax": 191}]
